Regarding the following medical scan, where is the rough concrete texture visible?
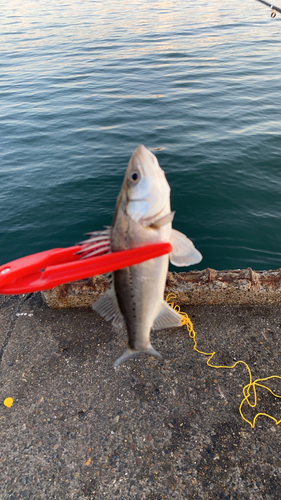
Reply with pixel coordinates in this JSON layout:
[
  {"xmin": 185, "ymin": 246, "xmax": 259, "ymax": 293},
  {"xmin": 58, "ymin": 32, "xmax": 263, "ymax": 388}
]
[
  {"xmin": 1, "ymin": 292, "xmax": 281, "ymax": 499},
  {"xmin": 41, "ymin": 276, "xmax": 109, "ymax": 310},
  {"xmin": 41, "ymin": 268, "xmax": 281, "ymax": 309}
]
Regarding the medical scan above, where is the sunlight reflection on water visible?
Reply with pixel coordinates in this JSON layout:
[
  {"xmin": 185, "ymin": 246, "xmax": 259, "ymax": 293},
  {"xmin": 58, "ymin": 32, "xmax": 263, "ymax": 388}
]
[{"xmin": 1, "ymin": 0, "xmax": 281, "ymax": 269}]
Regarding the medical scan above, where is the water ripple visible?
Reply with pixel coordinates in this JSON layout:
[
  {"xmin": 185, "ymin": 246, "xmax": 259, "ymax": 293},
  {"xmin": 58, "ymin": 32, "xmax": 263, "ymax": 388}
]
[{"xmin": 1, "ymin": 0, "xmax": 281, "ymax": 269}]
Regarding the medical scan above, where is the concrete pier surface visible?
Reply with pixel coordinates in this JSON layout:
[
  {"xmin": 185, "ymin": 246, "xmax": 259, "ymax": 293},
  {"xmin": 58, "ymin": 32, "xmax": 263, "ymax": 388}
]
[{"xmin": 1, "ymin": 292, "xmax": 281, "ymax": 499}]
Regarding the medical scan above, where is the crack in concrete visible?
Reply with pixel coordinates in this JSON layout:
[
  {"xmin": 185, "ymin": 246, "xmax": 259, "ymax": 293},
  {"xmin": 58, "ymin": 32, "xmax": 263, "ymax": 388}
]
[{"xmin": 0, "ymin": 294, "xmax": 33, "ymax": 364}]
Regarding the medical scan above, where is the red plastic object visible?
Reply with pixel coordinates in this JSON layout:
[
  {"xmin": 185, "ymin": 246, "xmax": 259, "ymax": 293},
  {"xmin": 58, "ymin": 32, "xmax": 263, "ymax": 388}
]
[{"xmin": 0, "ymin": 242, "xmax": 172, "ymax": 294}]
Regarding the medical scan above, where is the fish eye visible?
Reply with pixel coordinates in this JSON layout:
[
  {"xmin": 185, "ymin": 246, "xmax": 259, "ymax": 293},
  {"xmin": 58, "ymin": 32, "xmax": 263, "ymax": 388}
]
[{"xmin": 131, "ymin": 172, "xmax": 139, "ymax": 181}]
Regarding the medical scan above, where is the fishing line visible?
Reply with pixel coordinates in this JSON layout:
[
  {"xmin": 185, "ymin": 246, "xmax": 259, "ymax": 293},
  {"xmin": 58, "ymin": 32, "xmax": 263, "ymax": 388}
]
[
  {"xmin": 255, "ymin": 0, "xmax": 281, "ymax": 17},
  {"xmin": 166, "ymin": 293, "xmax": 281, "ymax": 428}
]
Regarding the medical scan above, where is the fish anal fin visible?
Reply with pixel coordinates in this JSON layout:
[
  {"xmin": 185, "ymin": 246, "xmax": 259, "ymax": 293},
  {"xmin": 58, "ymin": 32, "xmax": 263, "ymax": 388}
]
[
  {"xmin": 92, "ymin": 287, "xmax": 124, "ymax": 329},
  {"xmin": 170, "ymin": 229, "xmax": 202, "ymax": 267},
  {"xmin": 152, "ymin": 300, "xmax": 182, "ymax": 331}
]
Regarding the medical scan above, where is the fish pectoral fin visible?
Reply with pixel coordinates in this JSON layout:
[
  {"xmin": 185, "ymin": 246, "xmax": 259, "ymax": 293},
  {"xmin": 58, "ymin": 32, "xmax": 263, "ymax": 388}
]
[
  {"xmin": 92, "ymin": 287, "xmax": 124, "ymax": 329},
  {"xmin": 149, "ymin": 211, "xmax": 175, "ymax": 229},
  {"xmin": 152, "ymin": 301, "xmax": 183, "ymax": 331},
  {"xmin": 170, "ymin": 229, "xmax": 202, "ymax": 267},
  {"xmin": 114, "ymin": 346, "xmax": 161, "ymax": 367}
]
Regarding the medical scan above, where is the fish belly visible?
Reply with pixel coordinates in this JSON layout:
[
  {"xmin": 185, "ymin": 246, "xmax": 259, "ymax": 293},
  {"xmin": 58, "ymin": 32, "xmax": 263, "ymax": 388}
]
[{"xmin": 114, "ymin": 253, "xmax": 169, "ymax": 351}]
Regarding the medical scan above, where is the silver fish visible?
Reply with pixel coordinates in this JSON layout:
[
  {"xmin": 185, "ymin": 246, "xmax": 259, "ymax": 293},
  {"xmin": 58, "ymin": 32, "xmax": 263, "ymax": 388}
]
[{"xmin": 80, "ymin": 145, "xmax": 202, "ymax": 366}]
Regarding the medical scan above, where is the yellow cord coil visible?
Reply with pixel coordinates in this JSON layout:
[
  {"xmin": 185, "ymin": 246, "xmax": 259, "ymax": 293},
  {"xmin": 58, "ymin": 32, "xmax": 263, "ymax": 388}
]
[{"xmin": 166, "ymin": 293, "xmax": 281, "ymax": 428}]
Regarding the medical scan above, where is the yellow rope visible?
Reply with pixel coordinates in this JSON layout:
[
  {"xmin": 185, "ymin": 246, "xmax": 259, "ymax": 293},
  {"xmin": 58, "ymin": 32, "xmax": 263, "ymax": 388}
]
[{"xmin": 166, "ymin": 293, "xmax": 281, "ymax": 428}]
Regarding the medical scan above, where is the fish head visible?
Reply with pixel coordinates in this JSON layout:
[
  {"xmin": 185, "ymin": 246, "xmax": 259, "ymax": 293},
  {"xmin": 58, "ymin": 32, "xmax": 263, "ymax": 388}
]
[{"xmin": 120, "ymin": 145, "xmax": 170, "ymax": 224}]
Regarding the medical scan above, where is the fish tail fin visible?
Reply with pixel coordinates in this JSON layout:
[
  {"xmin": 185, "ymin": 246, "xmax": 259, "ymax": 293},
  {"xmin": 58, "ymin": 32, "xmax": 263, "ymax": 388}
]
[{"xmin": 114, "ymin": 346, "xmax": 161, "ymax": 368}]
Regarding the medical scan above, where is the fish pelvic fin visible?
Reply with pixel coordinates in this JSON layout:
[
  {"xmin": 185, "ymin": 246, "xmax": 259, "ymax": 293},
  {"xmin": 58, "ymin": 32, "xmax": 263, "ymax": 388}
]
[
  {"xmin": 170, "ymin": 229, "xmax": 202, "ymax": 267},
  {"xmin": 114, "ymin": 346, "xmax": 161, "ymax": 367},
  {"xmin": 152, "ymin": 300, "xmax": 183, "ymax": 331}
]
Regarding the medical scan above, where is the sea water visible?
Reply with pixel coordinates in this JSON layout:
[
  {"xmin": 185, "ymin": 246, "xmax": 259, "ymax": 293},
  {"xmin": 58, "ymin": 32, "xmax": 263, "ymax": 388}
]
[{"xmin": 1, "ymin": 0, "xmax": 281, "ymax": 270}]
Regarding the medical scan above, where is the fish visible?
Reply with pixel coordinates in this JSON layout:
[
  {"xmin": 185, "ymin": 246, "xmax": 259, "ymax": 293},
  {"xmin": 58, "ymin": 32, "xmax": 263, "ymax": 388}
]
[{"xmin": 79, "ymin": 145, "xmax": 202, "ymax": 366}]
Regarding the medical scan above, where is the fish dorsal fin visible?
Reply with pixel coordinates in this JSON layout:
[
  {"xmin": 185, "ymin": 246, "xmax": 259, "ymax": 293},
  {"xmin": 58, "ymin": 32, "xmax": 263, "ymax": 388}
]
[
  {"xmin": 149, "ymin": 211, "xmax": 175, "ymax": 229},
  {"xmin": 92, "ymin": 284, "xmax": 125, "ymax": 330},
  {"xmin": 170, "ymin": 229, "xmax": 202, "ymax": 267},
  {"xmin": 152, "ymin": 300, "xmax": 182, "ymax": 331},
  {"xmin": 77, "ymin": 227, "xmax": 111, "ymax": 259}
]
